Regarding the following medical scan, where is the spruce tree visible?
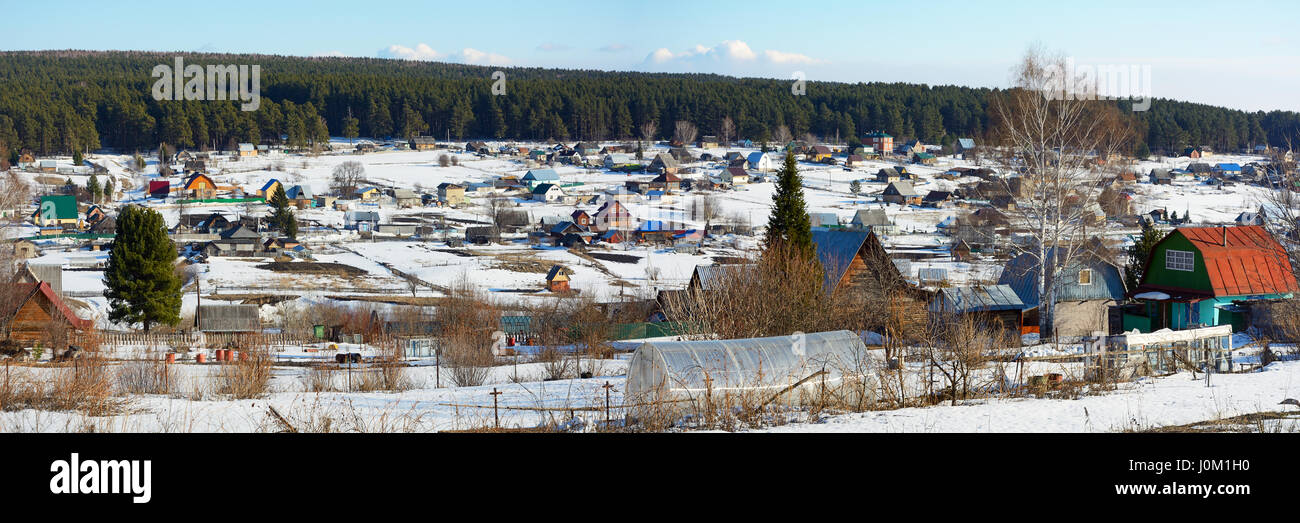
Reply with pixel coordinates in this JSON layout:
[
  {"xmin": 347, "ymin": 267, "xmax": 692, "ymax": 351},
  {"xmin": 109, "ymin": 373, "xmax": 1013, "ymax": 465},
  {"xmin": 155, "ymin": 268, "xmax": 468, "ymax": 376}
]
[
  {"xmin": 269, "ymin": 184, "xmax": 298, "ymax": 239},
  {"xmin": 103, "ymin": 178, "xmax": 113, "ymax": 202},
  {"xmin": 87, "ymin": 173, "xmax": 100, "ymax": 203},
  {"xmin": 765, "ymin": 150, "xmax": 813, "ymax": 256},
  {"xmin": 1124, "ymin": 225, "xmax": 1166, "ymax": 291},
  {"xmin": 104, "ymin": 206, "xmax": 182, "ymax": 332}
]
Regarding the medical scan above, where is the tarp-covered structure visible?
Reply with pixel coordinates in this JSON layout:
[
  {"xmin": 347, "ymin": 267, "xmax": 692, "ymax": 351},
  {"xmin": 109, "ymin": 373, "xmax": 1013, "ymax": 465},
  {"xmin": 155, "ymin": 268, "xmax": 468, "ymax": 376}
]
[{"xmin": 625, "ymin": 330, "xmax": 881, "ymax": 407}]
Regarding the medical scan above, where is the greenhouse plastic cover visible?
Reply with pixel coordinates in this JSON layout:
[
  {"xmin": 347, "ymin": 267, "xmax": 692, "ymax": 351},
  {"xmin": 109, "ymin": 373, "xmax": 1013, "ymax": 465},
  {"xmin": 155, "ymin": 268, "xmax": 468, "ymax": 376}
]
[{"xmin": 625, "ymin": 330, "xmax": 877, "ymax": 400}]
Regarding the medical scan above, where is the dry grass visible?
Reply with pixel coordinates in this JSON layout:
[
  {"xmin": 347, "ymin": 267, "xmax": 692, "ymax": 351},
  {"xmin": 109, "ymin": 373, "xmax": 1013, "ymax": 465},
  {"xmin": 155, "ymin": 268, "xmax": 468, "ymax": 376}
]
[
  {"xmin": 115, "ymin": 353, "xmax": 176, "ymax": 395},
  {"xmin": 214, "ymin": 350, "xmax": 274, "ymax": 399},
  {"xmin": 0, "ymin": 354, "xmax": 123, "ymax": 416}
]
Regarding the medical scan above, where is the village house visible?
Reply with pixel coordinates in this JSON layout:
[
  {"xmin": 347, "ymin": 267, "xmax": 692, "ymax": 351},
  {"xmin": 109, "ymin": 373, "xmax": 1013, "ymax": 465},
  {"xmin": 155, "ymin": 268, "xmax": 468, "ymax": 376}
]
[
  {"xmin": 34, "ymin": 195, "xmax": 79, "ymax": 228},
  {"xmin": 183, "ymin": 172, "xmax": 218, "ymax": 199},
  {"xmin": 720, "ymin": 166, "xmax": 749, "ymax": 187},
  {"xmin": 437, "ymin": 182, "xmax": 467, "ymax": 206},
  {"xmin": 650, "ymin": 172, "xmax": 682, "ymax": 191},
  {"xmin": 238, "ymin": 143, "xmax": 257, "ymax": 158},
  {"xmin": 811, "ymin": 229, "xmax": 931, "ymax": 334},
  {"xmin": 912, "ymin": 152, "xmax": 937, "ymax": 165},
  {"xmin": 545, "ymin": 266, "xmax": 572, "ymax": 293},
  {"xmin": 850, "ymin": 209, "xmax": 897, "ymax": 235},
  {"xmin": 354, "ymin": 187, "xmax": 382, "ymax": 200},
  {"xmin": 285, "ymin": 185, "xmax": 315, "ymax": 208},
  {"xmin": 882, "ymin": 181, "xmax": 921, "ymax": 205},
  {"xmin": 411, "ymin": 136, "xmax": 438, "ymax": 151},
  {"xmin": 649, "ymin": 153, "xmax": 681, "ymax": 175},
  {"xmin": 805, "ymin": 145, "xmax": 832, "ymax": 162},
  {"xmin": 954, "ymin": 138, "xmax": 977, "ymax": 159},
  {"xmin": 921, "ymin": 191, "xmax": 953, "ymax": 208},
  {"xmin": 344, "ymin": 210, "xmax": 380, "ymax": 232},
  {"xmin": 999, "ymin": 248, "xmax": 1127, "ymax": 336},
  {"xmin": 393, "ymin": 188, "xmax": 421, "ymax": 208},
  {"xmin": 747, "ymin": 152, "xmax": 775, "ymax": 172},
  {"xmin": 522, "ymin": 169, "xmax": 560, "ymax": 188},
  {"xmin": 593, "ymin": 200, "xmax": 634, "ymax": 232},
  {"xmin": 864, "ymin": 131, "xmax": 893, "ymax": 156},
  {"xmin": 1128, "ymin": 226, "xmax": 1297, "ymax": 332},
  {"xmin": 531, "ymin": 183, "xmax": 565, "ymax": 202},
  {"xmin": 0, "ymin": 282, "xmax": 92, "ymax": 347}
]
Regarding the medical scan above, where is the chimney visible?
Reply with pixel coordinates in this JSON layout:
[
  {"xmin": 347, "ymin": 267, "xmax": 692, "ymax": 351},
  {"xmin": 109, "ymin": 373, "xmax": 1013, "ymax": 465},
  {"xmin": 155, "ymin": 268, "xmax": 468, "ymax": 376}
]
[{"xmin": 1223, "ymin": 226, "xmax": 1228, "ymax": 246}]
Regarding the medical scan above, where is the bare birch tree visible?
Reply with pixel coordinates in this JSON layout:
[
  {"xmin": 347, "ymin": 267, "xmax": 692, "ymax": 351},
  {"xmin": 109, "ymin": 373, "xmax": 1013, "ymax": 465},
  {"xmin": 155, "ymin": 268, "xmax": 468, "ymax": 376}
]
[
  {"xmin": 673, "ymin": 121, "xmax": 698, "ymax": 146},
  {"xmin": 986, "ymin": 47, "xmax": 1131, "ymax": 338},
  {"xmin": 720, "ymin": 116, "xmax": 736, "ymax": 147}
]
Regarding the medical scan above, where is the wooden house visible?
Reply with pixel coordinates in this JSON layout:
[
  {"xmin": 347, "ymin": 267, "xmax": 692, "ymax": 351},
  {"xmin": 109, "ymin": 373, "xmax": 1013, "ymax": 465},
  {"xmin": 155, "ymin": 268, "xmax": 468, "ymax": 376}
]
[
  {"xmin": 411, "ymin": 136, "xmax": 438, "ymax": 151},
  {"xmin": 806, "ymin": 145, "xmax": 832, "ymax": 162},
  {"xmin": 258, "ymin": 179, "xmax": 282, "ymax": 201},
  {"xmin": 650, "ymin": 172, "xmax": 682, "ymax": 191},
  {"xmin": 183, "ymin": 173, "xmax": 217, "ymax": 199},
  {"xmin": 1129, "ymin": 226, "xmax": 1297, "ymax": 332},
  {"xmin": 148, "ymin": 180, "xmax": 171, "ymax": 199},
  {"xmin": 720, "ymin": 167, "xmax": 749, "ymax": 186},
  {"xmin": 0, "ymin": 282, "xmax": 91, "ymax": 346},
  {"xmin": 811, "ymin": 229, "xmax": 931, "ymax": 335},
  {"xmin": 545, "ymin": 266, "xmax": 571, "ymax": 293},
  {"xmin": 882, "ymin": 181, "xmax": 921, "ymax": 205},
  {"xmin": 238, "ymin": 143, "xmax": 257, "ymax": 157},
  {"xmin": 999, "ymin": 248, "xmax": 1127, "ymax": 337},
  {"xmin": 649, "ymin": 153, "xmax": 680, "ymax": 175}
]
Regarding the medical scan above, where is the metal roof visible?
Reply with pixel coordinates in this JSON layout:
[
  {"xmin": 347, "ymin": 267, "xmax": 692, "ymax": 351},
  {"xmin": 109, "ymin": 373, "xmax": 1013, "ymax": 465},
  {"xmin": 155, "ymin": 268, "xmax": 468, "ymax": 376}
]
[
  {"xmin": 811, "ymin": 229, "xmax": 876, "ymax": 292},
  {"xmin": 998, "ymin": 249, "xmax": 1127, "ymax": 307},
  {"xmin": 1174, "ymin": 226, "xmax": 1298, "ymax": 296},
  {"xmin": 932, "ymin": 285, "xmax": 1025, "ymax": 313}
]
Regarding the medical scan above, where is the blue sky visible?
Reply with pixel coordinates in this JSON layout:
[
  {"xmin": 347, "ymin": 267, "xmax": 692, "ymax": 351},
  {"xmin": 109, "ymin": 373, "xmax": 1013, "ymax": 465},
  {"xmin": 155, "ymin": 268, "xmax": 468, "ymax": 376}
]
[{"xmin": 2, "ymin": 0, "xmax": 1298, "ymax": 111}]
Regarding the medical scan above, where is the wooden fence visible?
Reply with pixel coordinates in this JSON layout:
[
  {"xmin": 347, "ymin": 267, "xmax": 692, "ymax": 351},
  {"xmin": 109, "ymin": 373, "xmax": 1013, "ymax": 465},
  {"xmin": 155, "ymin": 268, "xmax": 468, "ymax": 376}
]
[{"xmin": 96, "ymin": 331, "xmax": 317, "ymax": 349}]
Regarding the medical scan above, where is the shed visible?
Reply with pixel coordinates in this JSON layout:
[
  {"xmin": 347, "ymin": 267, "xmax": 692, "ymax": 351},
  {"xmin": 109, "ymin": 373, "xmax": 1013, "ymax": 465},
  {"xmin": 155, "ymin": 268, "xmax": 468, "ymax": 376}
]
[{"xmin": 196, "ymin": 303, "xmax": 260, "ymax": 333}]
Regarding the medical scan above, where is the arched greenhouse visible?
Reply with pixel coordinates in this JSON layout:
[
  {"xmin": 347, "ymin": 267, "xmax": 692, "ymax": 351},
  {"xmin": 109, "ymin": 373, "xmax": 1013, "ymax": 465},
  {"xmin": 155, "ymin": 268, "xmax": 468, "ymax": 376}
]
[{"xmin": 625, "ymin": 330, "xmax": 883, "ymax": 413}]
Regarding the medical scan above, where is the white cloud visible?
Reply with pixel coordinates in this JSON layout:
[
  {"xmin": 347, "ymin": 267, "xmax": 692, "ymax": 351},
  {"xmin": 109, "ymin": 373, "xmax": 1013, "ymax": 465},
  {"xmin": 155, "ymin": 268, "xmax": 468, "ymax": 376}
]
[
  {"xmin": 643, "ymin": 40, "xmax": 823, "ymax": 67},
  {"xmin": 763, "ymin": 49, "xmax": 826, "ymax": 65},
  {"xmin": 459, "ymin": 48, "xmax": 512, "ymax": 65},
  {"xmin": 381, "ymin": 43, "xmax": 511, "ymax": 65}
]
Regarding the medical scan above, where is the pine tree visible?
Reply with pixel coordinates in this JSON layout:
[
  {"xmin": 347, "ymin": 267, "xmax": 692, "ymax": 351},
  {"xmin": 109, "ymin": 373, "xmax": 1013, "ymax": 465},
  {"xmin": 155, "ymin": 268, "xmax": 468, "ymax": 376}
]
[
  {"xmin": 765, "ymin": 150, "xmax": 813, "ymax": 257},
  {"xmin": 103, "ymin": 178, "xmax": 113, "ymax": 202},
  {"xmin": 73, "ymin": 149, "xmax": 83, "ymax": 165},
  {"xmin": 342, "ymin": 107, "xmax": 360, "ymax": 144},
  {"xmin": 269, "ymin": 184, "xmax": 298, "ymax": 239},
  {"xmin": 87, "ymin": 173, "xmax": 100, "ymax": 204},
  {"xmin": 1125, "ymin": 225, "xmax": 1165, "ymax": 291},
  {"xmin": 104, "ymin": 206, "xmax": 182, "ymax": 332}
]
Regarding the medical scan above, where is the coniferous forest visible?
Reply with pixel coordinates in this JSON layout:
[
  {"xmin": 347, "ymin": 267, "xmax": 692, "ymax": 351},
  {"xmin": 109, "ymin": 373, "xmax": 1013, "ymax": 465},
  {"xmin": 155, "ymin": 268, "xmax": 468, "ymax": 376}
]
[{"xmin": 1, "ymin": 50, "xmax": 1299, "ymax": 156}]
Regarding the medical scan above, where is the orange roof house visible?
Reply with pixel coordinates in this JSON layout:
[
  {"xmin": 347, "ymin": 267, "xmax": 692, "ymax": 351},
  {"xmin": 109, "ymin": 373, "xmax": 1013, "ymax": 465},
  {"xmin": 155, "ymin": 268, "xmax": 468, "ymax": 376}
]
[{"xmin": 1132, "ymin": 225, "xmax": 1297, "ymax": 331}]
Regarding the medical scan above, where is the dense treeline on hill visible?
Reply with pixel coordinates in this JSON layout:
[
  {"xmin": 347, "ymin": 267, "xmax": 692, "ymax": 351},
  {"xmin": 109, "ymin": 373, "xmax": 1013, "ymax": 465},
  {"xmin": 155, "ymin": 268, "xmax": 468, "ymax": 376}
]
[{"xmin": 1, "ymin": 50, "xmax": 1299, "ymax": 156}]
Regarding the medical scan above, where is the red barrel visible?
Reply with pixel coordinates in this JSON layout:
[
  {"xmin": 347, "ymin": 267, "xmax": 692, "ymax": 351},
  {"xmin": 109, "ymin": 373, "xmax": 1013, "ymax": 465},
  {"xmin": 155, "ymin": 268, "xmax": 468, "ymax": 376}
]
[
  {"xmin": 238, "ymin": 351, "xmax": 249, "ymax": 362},
  {"xmin": 222, "ymin": 349, "xmax": 233, "ymax": 362},
  {"xmin": 165, "ymin": 353, "xmax": 176, "ymax": 364},
  {"xmin": 507, "ymin": 337, "xmax": 515, "ymax": 347},
  {"xmin": 196, "ymin": 353, "xmax": 207, "ymax": 364}
]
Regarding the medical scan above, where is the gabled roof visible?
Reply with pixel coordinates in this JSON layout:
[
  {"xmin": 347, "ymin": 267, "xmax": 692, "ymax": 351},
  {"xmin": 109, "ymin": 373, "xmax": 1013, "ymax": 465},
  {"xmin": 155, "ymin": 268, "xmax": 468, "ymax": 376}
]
[
  {"xmin": 691, "ymin": 264, "xmax": 754, "ymax": 291},
  {"xmin": 259, "ymin": 179, "xmax": 281, "ymax": 192},
  {"xmin": 652, "ymin": 172, "xmax": 682, "ymax": 183},
  {"xmin": 285, "ymin": 185, "xmax": 313, "ymax": 199},
  {"xmin": 546, "ymin": 265, "xmax": 569, "ymax": 281},
  {"xmin": 219, "ymin": 223, "xmax": 259, "ymax": 239},
  {"xmin": 811, "ymin": 229, "xmax": 882, "ymax": 292},
  {"xmin": 884, "ymin": 181, "xmax": 917, "ymax": 196},
  {"xmin": 851, "ymin": 209, "xmax": 891, "ymax": 227},
  {"xmin": 523, "ymin": 169, "xmax": 560, "ymax": 181},
  {"xmin": 1171, "ymin": 226, "xmax": 1298, "ymax": 296},
  {"xmin": 0, "ymin": 282, "xmax": 91, "ymax": 330},
  {"xmin": 532, "ymin": 183, "xmax": 561, "ymax": 194},
  {"xmin": 957, "ymin": 138, "xmax": 976, "ymax": 149},
  {"xmin": 183, "ymin": 172, "xmax": 215, "ymax": 189}
]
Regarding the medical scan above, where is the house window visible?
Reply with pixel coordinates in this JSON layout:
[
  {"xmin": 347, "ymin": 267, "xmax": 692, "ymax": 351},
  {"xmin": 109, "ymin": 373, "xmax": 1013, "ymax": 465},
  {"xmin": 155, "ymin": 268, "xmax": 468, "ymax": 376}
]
[
  {"xmin": 1078, "ymin": 269, "xmax": 1093, "ymax": 285},
  {"xmin": 1166, "ymin": 249, "xmax": 1195, "ymax": 272}
]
